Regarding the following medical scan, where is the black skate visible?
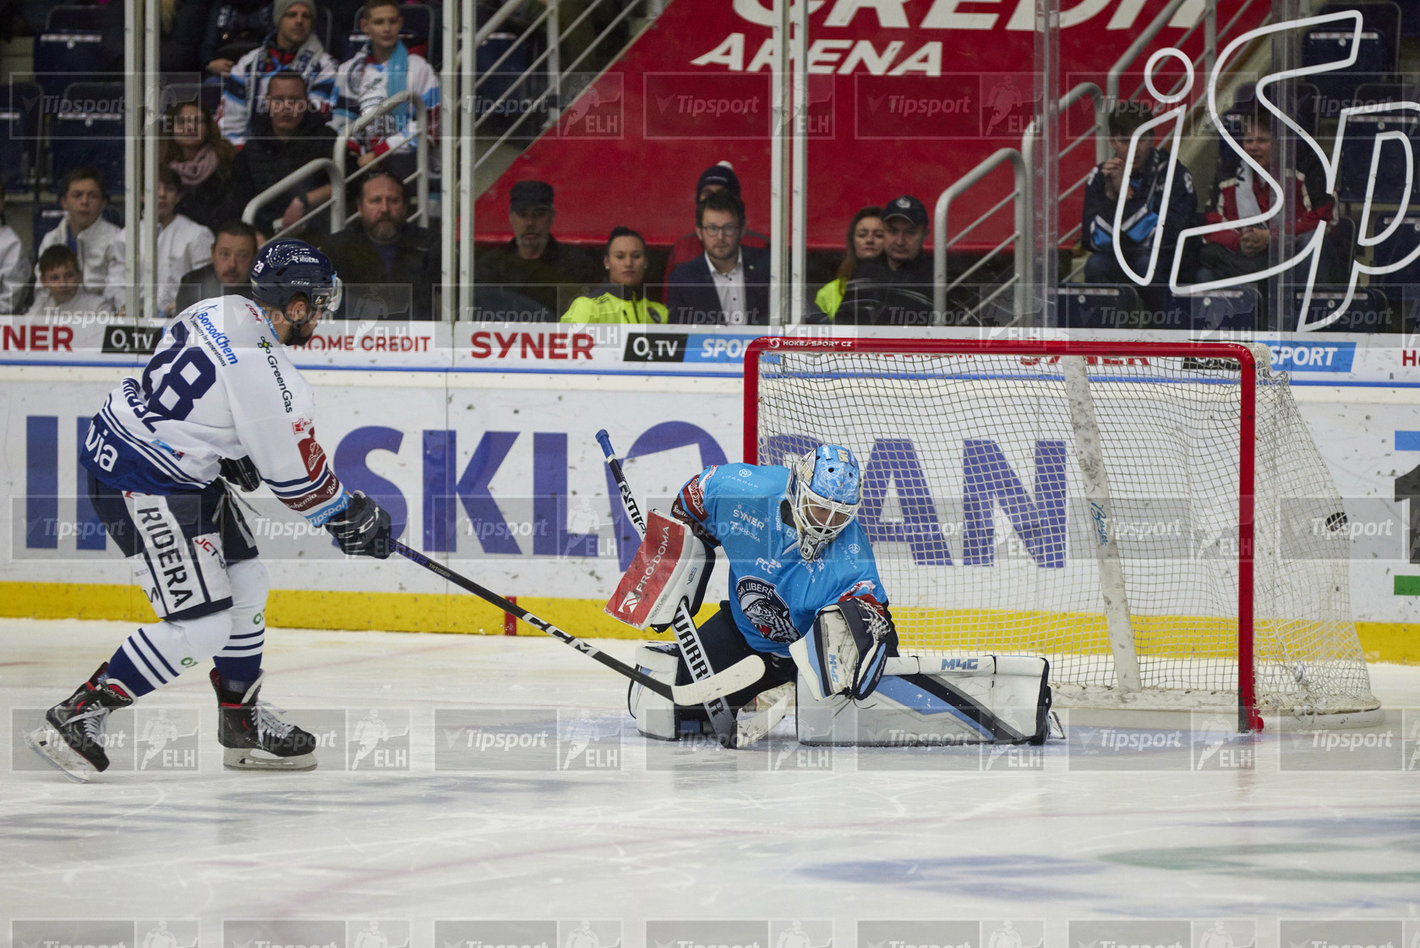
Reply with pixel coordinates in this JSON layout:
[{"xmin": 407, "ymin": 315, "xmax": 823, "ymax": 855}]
[
  {"xmin": 211, "ymin": 669, "xmax": 318, "ymax": 771},
  {"xmin": 26, "ymin": 664, "xmax": 134, "ymax": 782}
]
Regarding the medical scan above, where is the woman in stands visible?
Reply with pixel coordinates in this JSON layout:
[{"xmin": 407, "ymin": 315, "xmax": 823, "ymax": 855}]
[
  {"xmin": 160, "ymin": 101, "xmax": 239, "ymax": 231},
  {"xmin": 810, "ymin": 206, "xmax": 885, "ymax": 321},
  {"xmin": 560, "ymin": 226, "xmax": 669, "ymax": 324}
]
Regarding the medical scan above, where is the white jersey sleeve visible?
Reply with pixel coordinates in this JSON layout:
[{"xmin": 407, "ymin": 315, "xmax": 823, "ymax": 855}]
[{"xmin": 81, "ymin": 296, "xmax": 351, "ymax": 525}]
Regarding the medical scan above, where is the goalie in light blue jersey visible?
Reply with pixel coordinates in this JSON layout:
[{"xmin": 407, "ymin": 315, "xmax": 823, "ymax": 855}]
[{"xmin": 626, "ymin": 444, "xmax": 898, "ymax": 737}]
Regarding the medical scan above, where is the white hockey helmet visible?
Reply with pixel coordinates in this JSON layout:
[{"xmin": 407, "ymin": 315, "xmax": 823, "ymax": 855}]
[{"xmin": 789, "ymin": 444, "xmax": 862, "ymax": 560}]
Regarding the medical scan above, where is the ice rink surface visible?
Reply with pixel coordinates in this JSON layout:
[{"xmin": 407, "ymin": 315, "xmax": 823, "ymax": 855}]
[{"xmin": 2, "ymin": 619, "xmax": 1418, "ymax": 947}]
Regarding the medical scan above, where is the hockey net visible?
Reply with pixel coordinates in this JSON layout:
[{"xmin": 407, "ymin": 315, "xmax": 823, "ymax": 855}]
[{"xmin": 745, "ymin": 337, "xmax": 1380, "ymax": 730}]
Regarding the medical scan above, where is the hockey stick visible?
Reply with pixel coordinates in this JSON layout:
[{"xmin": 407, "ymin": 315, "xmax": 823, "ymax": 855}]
[
  {"xmin": 391, "ymin": 541, "xmax": 762, "ymax": 706},
  {"xmin": 595, "ymin": 431, "xmax": 779, "ymax": 748}
]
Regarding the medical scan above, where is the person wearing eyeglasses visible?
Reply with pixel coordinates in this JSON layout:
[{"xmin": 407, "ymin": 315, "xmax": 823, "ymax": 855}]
[{"xmin": 665, "ymin": 189, "xmax": 771, "ymax": 325}]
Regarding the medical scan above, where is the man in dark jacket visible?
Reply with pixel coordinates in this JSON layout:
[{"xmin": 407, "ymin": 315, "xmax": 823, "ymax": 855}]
[
  {"xmin": 320, "ymin": 172, "xmax": 440, "ymax": 320},
  {"xmin": 837, "ymin": 193, "xmax": 937, "ymax": 326},
  {"xmin": 174, "ymin": 220, "xmax": 259, "ymax": 313},
  {"xmin": 473, "ymin": 180, "xmax": 598, "ymax": 319},
  {"xmin": 665, "ymin": 189, "xmax": 771, "ymax": 325},
  {"xmin": 229, "ymin": 70, "xmax": 343, "ymax": 239}
]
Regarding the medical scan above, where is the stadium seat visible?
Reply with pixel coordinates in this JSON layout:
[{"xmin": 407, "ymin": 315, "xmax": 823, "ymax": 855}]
[
  {"xmin": 1186, "ymin": 286, "xmax": 1261, "ymax": 332},
  {"xmin": 345, "ymin": 3, "xmax": 436, "ymax": 66},
  {"xmin": 1303, "ymin": 3, "xmax": 1400, "ymax": 122},
  {"xmin": 0, "ymin": 81, "xmax": 42, "ymax": 192},
  {"xmin": 1058, "ymin": 284, "xmax": 1141, "ymax": 330},
  {"xmin": 1396, "ymin": 0, "xmax": 1420, "ymax": 35},
  {"xmin": 1335, "ymin": 106, "xmax": 1420, "ymax": 206},
  {"xmin": 45, "ymin": 4, "xmax": 109, "ymax": 30},
  {"xmin": 32, "ymin": 28, "xmax": 111, "ymax": 103},
  {"xmin": 1371, "ymin": 213, "xmax": 1420, "ymax": 330},
  {"xmin": 49, "ymin": 82, "xmax": 127, "ymax": 194},
  {"xmin": 1291, "ymin": 286, "xmax": 1395, "ymax": 331},
  {"xmin": 31, "ymin": 204, "xmax": 65, "ymax": 247}
]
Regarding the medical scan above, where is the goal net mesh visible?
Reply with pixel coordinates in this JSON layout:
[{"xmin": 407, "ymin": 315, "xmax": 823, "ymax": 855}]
[{"xmin": 750, "ymin": 343, "xmax": 1378, "ymax": 718}]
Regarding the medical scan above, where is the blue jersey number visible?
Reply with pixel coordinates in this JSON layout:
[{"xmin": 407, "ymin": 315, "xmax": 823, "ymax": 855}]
[{"xmin": 141, "ymin": 321, "xmax": 218, "ymax": 422}]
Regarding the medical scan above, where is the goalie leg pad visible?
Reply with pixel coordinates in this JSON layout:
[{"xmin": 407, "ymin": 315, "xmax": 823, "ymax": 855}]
[
  {"xmin": 627, "ymin": 643, "xmax": 714, "ymax": 741},
  {"xmin": 796, "ymin": 656, "xmax": 1054, "ymax": 746}
]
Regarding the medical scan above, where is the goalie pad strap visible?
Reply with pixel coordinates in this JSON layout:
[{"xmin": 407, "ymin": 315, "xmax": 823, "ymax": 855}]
[{"xmin": 605, "ymin": 511, "xmax": 712, "ymax": 629}]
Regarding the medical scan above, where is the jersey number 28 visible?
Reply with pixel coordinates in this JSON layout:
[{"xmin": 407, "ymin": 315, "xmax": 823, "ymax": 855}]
[{"xmin": 141, "ymin": 322, "xmax": 217, "ymax": 423}]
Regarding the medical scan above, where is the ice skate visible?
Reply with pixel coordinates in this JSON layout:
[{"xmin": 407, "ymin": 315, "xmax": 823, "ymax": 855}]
[
  {"xmin": 211, "ymin": 669, "xmax": 318, "ymax": 771},
  {"xmin": 26, "ymin": 664, "xmax": 134, "ymax": 782}
]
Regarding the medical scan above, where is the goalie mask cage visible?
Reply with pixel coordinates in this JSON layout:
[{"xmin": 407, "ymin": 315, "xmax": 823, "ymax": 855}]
[{"xmin": 744, "ymin": 337, "xmax": 1381, "ymax": 731}]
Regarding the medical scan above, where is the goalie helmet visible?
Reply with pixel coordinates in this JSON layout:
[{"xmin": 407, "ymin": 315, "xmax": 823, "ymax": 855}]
[
  {"xmin": 250, "ymin": 238, "xmax": 342, "ymax": 317},
  {"xmin": 788, "ymin": 444, "xmax": 862, "ymax": 560}
]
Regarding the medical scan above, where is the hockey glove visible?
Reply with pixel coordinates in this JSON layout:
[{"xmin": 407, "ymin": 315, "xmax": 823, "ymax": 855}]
[
  {"xmin": 326, "ymin": 491, "xmax": 393, "ymax": 558},
  {"xmin": 800, "ymin": 598, "xmax": 895, "ymax": 700},
  {"xmin": 219, "ymin": 456, "xmax": 262, "ymax": 492}
]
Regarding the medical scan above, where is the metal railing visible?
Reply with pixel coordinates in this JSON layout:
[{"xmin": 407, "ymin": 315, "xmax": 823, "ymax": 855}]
[
  {"xmin": 240, "ymin": 157, "xmax": 344, "ymax": 235},
  {"xmin": 331, "ymin": 91, "xmax": 431, "ymax": 229}
]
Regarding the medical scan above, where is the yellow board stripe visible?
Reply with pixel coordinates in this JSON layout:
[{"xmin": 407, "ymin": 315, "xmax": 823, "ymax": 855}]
[{"xmin": 0, "ymin": 582, "xmax": 1413, "ymax": 663}]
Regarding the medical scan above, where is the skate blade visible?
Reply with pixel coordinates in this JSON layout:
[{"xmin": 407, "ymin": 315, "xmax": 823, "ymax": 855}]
[
  {"xmin": 25, "ymin": 725, "xmax": 98, "ymax": 783},
  {"xmin": 222, "ymin": 747, "xmax": 317, "ymax": 771}
]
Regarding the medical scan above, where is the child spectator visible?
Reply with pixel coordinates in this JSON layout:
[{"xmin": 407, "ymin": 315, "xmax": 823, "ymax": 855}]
[
  {"xmin": 148, "ymin": 165, "xmax": 216, "ymax": 317},
  {"xmin": 36, "ymin": 168, "xmax": 126, "ymax": 314},
  {"xmin": 331, "ymin": 0, "xmax": 440, "ymax": 184},
  {"xmin": 161, "ymin": 101, "xmax": 239, "ymax": 231},
  {"xmin": 27, "ymin": 245, "xmax": 112, "ymax": 320}
]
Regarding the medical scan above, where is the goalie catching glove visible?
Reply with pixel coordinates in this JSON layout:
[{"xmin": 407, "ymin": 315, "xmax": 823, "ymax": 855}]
[
  {"xmin": 326, "ymin": 491, "xmax": 393, "ymax": 558},
  {"xmin": 793, "ymin": 597, "xmax": 895, "ymax": 701}
]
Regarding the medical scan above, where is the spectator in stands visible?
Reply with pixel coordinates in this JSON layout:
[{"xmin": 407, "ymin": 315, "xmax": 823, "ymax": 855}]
[
  {"xmin": 160, "ymin": 0, "xmax": 214, "ymax": 74},
  {"xmin": 319, "ymin": 171, "xmax": 439, "ymax": 320},
  {"xmin": 218, "ymin": 0, "xmax": 338, "ymax": 147},
  {"xmin": 36, "ymin": 167, "xmax": 125, "ymax": 314},
  {"xmin": 835, "ymin": 194, "xmax": 936, "ymax": 325},
  {"xmin": 147, "ymin": 166, "xmax": 216, "ymax": 317},
  {"xmin": 161, "ymin": 101, "xmax": 239, "ymax": 231},
  {"xmin": 229, "ymin": 70, "xmax": 342, "ymax": 238},
  {"xmin": 666, "ymin": 189, "xmax": 771, "ymax": 325},
  {"xmin": 561, "ymin": 226, "xmax": 668, "ymax": 324},
  {"xmin": 0, "ymin": 181, "xmax": 29, "ymax": 314},
  {"xmin": 661, "ymin": 161, "xmax": 769, "ymax": 300},
  {"xmin": 202, "ymin": 0, "xmax": 275, "ymax": 78},
  {"xmin": 473, "ymin": 180, "xmax": 599, "ymax": 318},
  {"xmin": 26, "ymin": 245, "xmax": 112, "ymax": 320},
  {"xmin": 331, "ymin": 0, "xmax": 440, "ymax": 184},
  {"xmin": 809, "ymin": 205, "xmax": 884, "ymax": 321},
  {"xmin": 174, "ymin": 219, "xmax": 260, "ymax": 313},
  {"xmin": 1198, "ymin": 108, "xmax": 1341, "ymax": 285},
  {"xmin": 1081, "ymin": 100, "xmax": 1199, "ymax": 311}
]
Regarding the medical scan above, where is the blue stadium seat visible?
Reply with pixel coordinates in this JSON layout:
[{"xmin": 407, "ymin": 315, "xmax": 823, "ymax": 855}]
[
  {"xmin": 1396, "ymin": 0, "xmax": 1420, "ymax": 35},
  {"xmin": 45, "ymin": 4, "xmax": 108, "ymax": 30},
  {"xmin": 1187, "ymin": 286, "xmax": 1261, "ymax": 332},
  {"xmin": 1335, "ymin": 107, "xmax": 1420, "ymax": 206},
  {"xmin": 0, "ymin": 81, "xmax": 42, "ymax": 191},
  {"xmin": 345, "ymin": 3, "xmax": 436, "ymax": 66},
  {"xmin": 1304, "ymin": 3, "xmax": 1400, "ymax": 121},
  {"xmin": 49, "ymin": 82, "xmax": 127, "ymax": 195},
  {"xmin": 1372, "ymin": 212, "xmax": 1420, "ymax": 330},
  {"xmin": 32, "ymin": 29, "xmax": 111, "ymax": 103},
  {"xmin": 32, "ymin": 203, "xmax": 65, "ymax": 247},
  {"xmin": 1291, "ymin": 286, "xmax": 1394, "ymax": 331},
  {"xmin": 1058, "ymin": 284, "xmax": 1140, "ymax": 330}
]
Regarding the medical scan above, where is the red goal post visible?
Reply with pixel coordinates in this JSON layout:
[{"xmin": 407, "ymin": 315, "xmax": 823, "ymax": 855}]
[{"xmin": 743, "ymin": 336, "xmax": 1380, "ymax": 731}]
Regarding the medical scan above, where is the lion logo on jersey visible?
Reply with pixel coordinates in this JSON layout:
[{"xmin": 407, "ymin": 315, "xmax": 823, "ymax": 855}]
[{"xmin": 736, "ymin": 576, "xmax": 796, "ymax": 642}]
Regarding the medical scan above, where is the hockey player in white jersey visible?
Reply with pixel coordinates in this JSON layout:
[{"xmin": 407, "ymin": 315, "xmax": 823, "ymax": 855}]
[{"xmin": 27, "ymin": 238, "xmax": 395, "ymax": 781}]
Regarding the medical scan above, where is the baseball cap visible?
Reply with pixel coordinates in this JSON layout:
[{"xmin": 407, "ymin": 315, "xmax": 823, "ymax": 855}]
[
  {"xmin": 510, "ymin": 180, "xmax": 554, "ymax": 212},
  {"xmin": 883, "ymin": 194, "xmax": 928, "ymax": 227}
]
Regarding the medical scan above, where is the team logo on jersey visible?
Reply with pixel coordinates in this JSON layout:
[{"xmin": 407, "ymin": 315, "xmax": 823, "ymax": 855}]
[
  {"xmin": 297, "ymin": 424, "xmax": 326, "ymax": 476},
  {"xmin": 736, "ymin": 576, "xmax": 796, "ymax": 643},
  {"xmin": 291, "ymin": 416, "xmax": 313, "ymax": 436}
]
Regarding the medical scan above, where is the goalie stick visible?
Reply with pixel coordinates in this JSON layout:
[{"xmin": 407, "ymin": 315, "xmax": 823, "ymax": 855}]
[
  {"xmin": 595, "ymin": 430, "xmax": 780, "ymax": 748},
  {"xmin": 391, "ymin": 541, "xmax": 762, "ymax": 706}
]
